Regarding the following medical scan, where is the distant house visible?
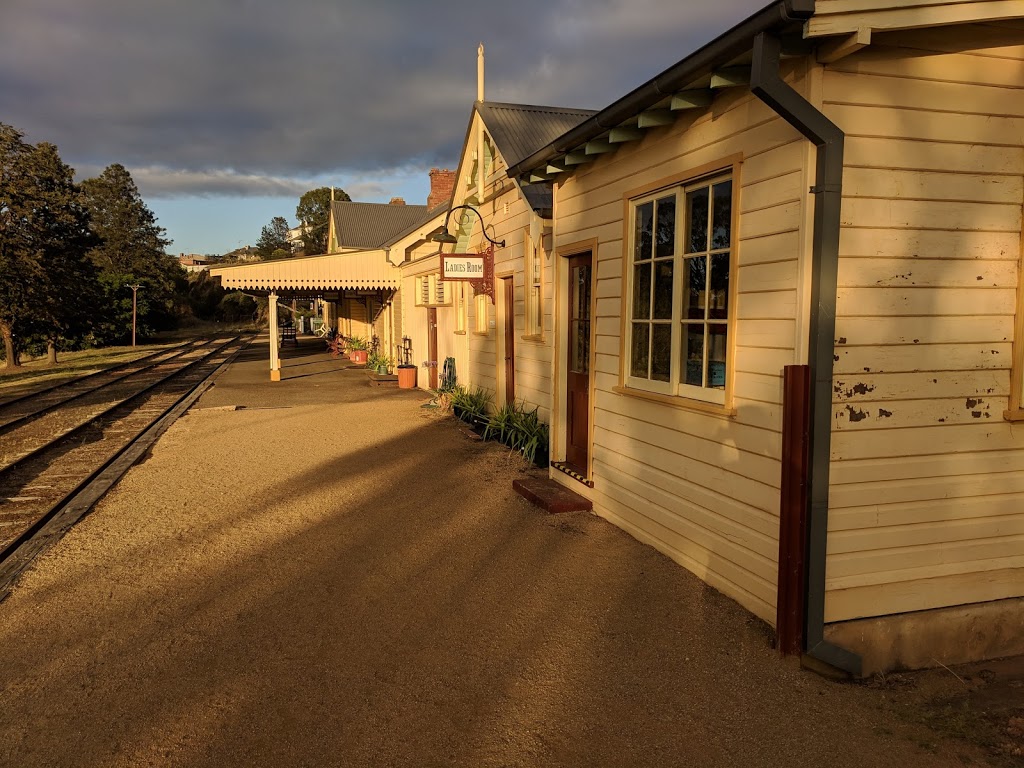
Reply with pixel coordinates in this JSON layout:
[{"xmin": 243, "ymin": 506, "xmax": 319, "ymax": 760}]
[
  {"xmin": 220, "ymin": 245, "xmax": 259, "ymax": 263},
  {"xmin": 177, "ymin": 254, "xmax": 212, "ymax": 273},
  {"xmin": 287, "ymin": 226, "xmax": 305, "ymax": 255}
]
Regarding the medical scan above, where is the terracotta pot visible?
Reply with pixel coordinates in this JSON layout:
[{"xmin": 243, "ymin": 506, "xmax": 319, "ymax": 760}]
[
  {"xmin": 397, "ymin": 365, "xmax": 416, "ymax": 389},
  {"xmin": 350, "ymin": 349, "xmax": 368, "ymax": 364}
]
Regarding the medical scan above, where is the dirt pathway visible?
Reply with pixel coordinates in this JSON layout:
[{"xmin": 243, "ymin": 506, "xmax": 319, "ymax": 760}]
[{"xmin": 0, "ymin": 343, "xmax": 1007, "ymax": 766}]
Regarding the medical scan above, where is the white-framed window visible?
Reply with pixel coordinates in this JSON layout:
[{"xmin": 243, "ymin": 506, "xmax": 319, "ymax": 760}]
[
  {"xmin": 455, "ymin": 283, "xmax": 467, "ymax": 333},
  {"xmin": 526, "ymin": 230, "xmax": 543, "ymax": 337},
  {"xmin": 475, "ymin": 292, "xmax": 489, "ymax": 334},
  {"xmin": 415, "ymin": 274, "xmax": 450, "ymax": 307},
  {"xmin": 625, "ymin": 172, "xmax": 734, "ymax": 404}
]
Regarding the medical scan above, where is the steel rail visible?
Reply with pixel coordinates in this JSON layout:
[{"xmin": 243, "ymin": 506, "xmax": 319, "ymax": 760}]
[
  {"xmin": 0, "ymin": 336, "xmax": 244, "ymax": 478},
  {"xmin": 0, "ymin": 334, "xmax": 254, "ymax": 596},
  {"xmin": 0, "ymin": 339, "xmax": 216, "ymax": 434},
  {"xmin": 0, "ymin": 340, "xmax": 198, "ymax": 410}
]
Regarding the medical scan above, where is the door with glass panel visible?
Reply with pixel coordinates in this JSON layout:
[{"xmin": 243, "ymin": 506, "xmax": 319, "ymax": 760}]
[{"xmin": 566, "ymin": 252, "xmax": 592, "ymax": 471}]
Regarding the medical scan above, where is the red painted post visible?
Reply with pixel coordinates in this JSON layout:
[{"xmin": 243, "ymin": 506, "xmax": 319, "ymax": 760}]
[{"xmin": 778, "ymin": 364, "xmax": 811, "ymax": 656}]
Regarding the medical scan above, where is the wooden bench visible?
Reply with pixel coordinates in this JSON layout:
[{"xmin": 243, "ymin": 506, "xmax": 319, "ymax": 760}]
[{"xmin": 280, "ymin": 326, "xmax": 298, "ymax": 346}]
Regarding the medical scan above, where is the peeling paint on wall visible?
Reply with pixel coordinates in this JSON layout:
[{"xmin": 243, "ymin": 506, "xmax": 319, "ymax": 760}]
[{"xmin": 845, "ymin": 405, "xmax": 868, "ymax": 423}]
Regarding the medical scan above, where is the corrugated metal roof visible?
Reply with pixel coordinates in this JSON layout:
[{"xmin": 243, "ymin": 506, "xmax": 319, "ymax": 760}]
[
  {"xmin": 331, "ymin": 201, "xmax": 431, "ymax": 249},
  {"xmin": 379, "ymin": 203, "xmax": 447, "ymax": 249},
  {"xmin": 477, "ymin": 102, "xmax": 598, "ymax": 170}
]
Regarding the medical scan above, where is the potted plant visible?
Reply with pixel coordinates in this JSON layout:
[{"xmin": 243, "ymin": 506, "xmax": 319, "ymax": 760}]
[
  {"xmin": 347, "ymin": 336, "xmax": 368, "ymax": 365},
  {"xmin": 376, "ymin": 355, "xmax": 394, "ymax": 375},
  {"xmin": 396, "ymin": 337, "xmax": 417, "ymax": 388}
]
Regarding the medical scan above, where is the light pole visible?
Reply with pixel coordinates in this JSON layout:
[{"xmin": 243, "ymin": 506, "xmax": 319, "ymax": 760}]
[{"xmin": 129, "ymin": 284, "xmax": 142, "ymax": 347}]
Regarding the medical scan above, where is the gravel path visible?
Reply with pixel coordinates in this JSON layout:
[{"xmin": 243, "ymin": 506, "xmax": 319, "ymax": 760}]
[{"xmin": 0, "ymin": 342, "xmax": 992, "ymax": 767}]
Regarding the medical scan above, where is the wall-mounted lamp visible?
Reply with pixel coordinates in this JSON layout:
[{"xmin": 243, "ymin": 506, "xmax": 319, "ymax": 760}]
[{"xmin": 428, "ymin": 204, "xmax": 505, "ymax": 248}]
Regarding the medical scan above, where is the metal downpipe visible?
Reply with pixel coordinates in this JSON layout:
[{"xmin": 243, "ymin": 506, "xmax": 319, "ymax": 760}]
[{"xmin": 750, "ymin": 31, "xmax": 862, "ymax": 676}]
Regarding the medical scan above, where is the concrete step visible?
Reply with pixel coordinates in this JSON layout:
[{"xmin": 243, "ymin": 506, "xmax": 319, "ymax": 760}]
[{"xmin": 512, "ymin": 477, "xmax": 593, "ymax": 514}]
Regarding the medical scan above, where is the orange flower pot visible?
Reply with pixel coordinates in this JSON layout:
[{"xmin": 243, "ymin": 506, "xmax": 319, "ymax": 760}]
[{"xmin": 397, "ymin": 365, "xmax": 417, "ymax": 389}]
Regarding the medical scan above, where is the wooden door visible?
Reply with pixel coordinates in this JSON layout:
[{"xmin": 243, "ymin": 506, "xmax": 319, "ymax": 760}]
[
  {"xmin": 566, "ymin": 253, "xmax": 592, "ymax": 471},
  {"xmin": 427, "ymin": 307, "xmax": 438, "ymax": 390},
  {"xmin": 503, "ymin": 277, "xmax": 515, "ymax": 405}
]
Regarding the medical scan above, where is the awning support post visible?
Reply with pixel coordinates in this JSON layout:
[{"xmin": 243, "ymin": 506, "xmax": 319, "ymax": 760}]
[{"xmin": 269, "ymin": 291, "xmax": 281, "ymax": 382}]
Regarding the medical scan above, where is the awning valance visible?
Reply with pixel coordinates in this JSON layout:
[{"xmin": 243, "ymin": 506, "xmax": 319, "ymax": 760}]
[{"xmin": 210, "ymin": 250, "xmax": 399, "ymax": 293}]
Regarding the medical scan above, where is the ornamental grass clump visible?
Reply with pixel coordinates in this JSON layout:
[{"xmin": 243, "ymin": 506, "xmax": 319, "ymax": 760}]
[
  {"xmin": 483, "ymin": 400, "xmax": 549, "ymax": 467},
  {"xmin": 449, "ymin": 385, "xmax": 492, "ymax": 425}
]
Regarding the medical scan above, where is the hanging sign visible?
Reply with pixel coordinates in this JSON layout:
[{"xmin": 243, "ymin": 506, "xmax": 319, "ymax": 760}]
[
  {"xmin": 441, "ymin": 254, "xmax": 486, "ymax": 280},
  {"xmin": 441, "ymin": 245, "xmax": 494, "ymax": 302}
]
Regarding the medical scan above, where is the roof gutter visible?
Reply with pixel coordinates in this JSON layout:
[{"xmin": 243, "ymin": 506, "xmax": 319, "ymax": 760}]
[
  {"xmin": 750, "ymin": 31, "xmax": 861, "ymax": 677},
  {"xmin": 506, "ymin": 0, "xmax": 815, "ymax": 180}
]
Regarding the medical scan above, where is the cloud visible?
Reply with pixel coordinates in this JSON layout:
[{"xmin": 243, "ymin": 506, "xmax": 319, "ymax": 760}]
[
  {"xmin": 118, "ymin": 167, "xmax": 318, "ymax": 198},
  {"xmin": 0, "ymin": 0, "xmax": 767, "ymax": 198}
]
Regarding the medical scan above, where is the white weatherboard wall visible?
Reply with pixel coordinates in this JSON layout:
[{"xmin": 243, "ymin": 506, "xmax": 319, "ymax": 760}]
[
  {"xmin": 464, "ymin": 187, "xmax": 555, "ymax": 420},
  {"xmin": 823, "ymin": 23, "xmax": 1024, "ymax": 624},
  {"xmin": 400, "ymin": 253, "xmax": 464, "ymax": 391},
  {"xmin": 453, "ymin": 111, "xmax": 556, "ymax": 421},
  {"xmin": 551, "ymin": 64, "xmax": 815, "ymax": 624}
]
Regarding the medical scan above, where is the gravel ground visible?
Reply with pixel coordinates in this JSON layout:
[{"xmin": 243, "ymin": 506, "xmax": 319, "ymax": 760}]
[{"xmin": 0, "ymin": 341, "xmax": 1000, "ymax": 767}]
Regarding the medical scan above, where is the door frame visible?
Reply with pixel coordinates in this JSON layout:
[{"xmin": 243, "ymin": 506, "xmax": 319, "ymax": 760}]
[
  {"xmin": 554, "ymin": 239, "xmax": 599, "ymax": 479},
  {"xmin": 427, "ymin": 307, "xmax": 438, "ymax": 390},
  {"xmin": 500, "ymin": 275, "xmax": 515, "ymax": 406}
]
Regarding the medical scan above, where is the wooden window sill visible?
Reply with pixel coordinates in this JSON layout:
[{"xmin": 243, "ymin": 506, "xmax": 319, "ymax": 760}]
[
  {"xmin": 611, "ymin": 385, "xmax": 736, "ymax": 418},
  {"xmin": 520, "ymin": 333, "xmax": 546, "ymax": 343},
  {"xmin": 473, "ymin": 330, "xmax": 490, "ymax": 337},
  {"xmin": 1003, "ymin": 409, "xmax": 1024, "ymax": 422},
  {"xmin": 453, "ymin": 330, "xmax": 467, "ymax": 336}
]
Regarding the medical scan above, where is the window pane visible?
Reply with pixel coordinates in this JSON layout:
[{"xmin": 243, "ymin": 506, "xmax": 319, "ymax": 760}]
[
  {"xmin": 633, "ymin": 263, "xmax": 651, "ymax": 320},
  {"xmin": 570, "ymin": 319, "xmax": 590, "ymax": 374},
  {"xmin": 686, "ymin": 187, "xmax": 709, "ymax": 253},
  {"xmin": 531, "ymin": 285, "xmax": 542, "ymax": 332},
  {"xmin": 631, "ymin": 323, "xmax": 650, "ymax": 378},
  {"xmin": 684, "ymin": 256, "xmax": 706, "ymax": 321},
  {"xmin": 655, "ymin": 195, "xmax": 676, "ymax": 258},
  {"xmin": 708, "ymin": 324, "xmax": 727, "ymax": 389},
  {"xmin": 635, "ymin": 201, "xmax": 653, "ymax": 262},
  {"xmin": 712, "ymin": 180, "xmax": 732, "ymax": 250},
  {"xmin": 653, "ymin": 260, "xmax": 673, "ymax": 319},
  {"xmin": 652, "ymin": 324, "xmax": 672, "ymax": 382},
  {"xmin": 709, "ymin": 252, "xmax": 729, "ymax": 320},
  {"xmin": 683, "ymin": 324, "xmax": 704, "ymax": 387}
]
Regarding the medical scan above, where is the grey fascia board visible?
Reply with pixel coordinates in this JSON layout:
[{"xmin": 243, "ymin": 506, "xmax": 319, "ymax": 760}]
[{"xmin": 505, "ymin": 0, "xmax": 815, "ymax": 180}]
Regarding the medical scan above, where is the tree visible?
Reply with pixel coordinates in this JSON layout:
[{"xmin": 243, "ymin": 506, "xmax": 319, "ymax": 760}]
[
  {"xmin": 296, "ymin": 186, "xmax": 349, "ymax": 256},
  {"xmin": 81, "ymin": 164, "xmax": 178, "ymax": 344},
  {"xmin": 0, "ymin": 124, "xmax": 98, "ymax": 368},
  {"xmin": 30, "ymin": 143, "xmax": 102, "ymax": 363},
  {"xmin": 256, "ymin": 215, "xmax": 291, "ymax": 260}
]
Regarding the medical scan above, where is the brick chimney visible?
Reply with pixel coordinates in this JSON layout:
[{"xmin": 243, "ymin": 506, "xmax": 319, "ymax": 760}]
[
  {"xmin": 427, "ymin": 168, "xmax": 456, "ymax": 209},
  {"xmin": 389, "ymin": 197, "xmax": 406, "ymax": 206}
]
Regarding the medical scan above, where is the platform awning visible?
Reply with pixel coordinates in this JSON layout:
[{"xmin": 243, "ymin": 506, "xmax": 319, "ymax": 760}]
[{"xmin": 210, "ymin": 249, "xmax": 399, "ymax": 295}]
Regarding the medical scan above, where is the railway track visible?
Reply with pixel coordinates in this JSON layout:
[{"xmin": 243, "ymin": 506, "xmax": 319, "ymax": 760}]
[{"xmin": 0, "ymin": 334, "xmax": 254, "ymax": 596}]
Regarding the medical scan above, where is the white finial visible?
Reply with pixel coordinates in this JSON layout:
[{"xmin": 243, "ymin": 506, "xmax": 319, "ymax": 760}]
[
  {"xmin": 330, "ymin": 185, "xmax": 335, "ymax": 202},
  {"xmin": 477, "ymin": 43, "xmax": 484, "ymax": 102}
]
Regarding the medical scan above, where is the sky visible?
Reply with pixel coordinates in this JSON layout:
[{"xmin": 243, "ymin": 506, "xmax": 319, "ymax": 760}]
[{"xmin": 1, "ymin": 0, "xmax": 769, "ymax": 256}]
